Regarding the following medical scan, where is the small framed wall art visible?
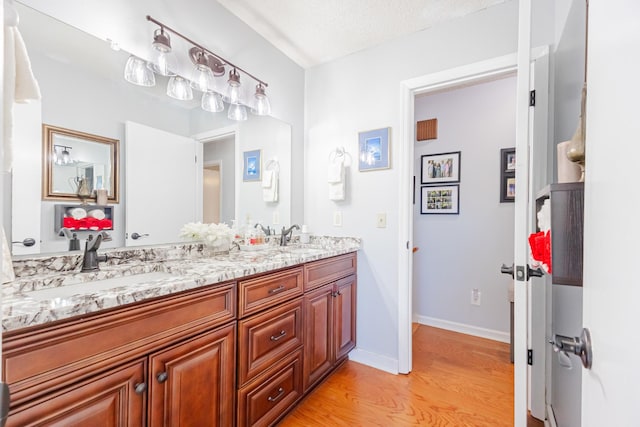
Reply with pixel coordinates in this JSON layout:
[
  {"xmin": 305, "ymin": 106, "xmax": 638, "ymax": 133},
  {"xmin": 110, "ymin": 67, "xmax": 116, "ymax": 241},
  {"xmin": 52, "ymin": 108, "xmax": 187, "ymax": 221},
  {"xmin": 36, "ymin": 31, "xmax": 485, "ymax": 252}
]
[
  {"xmin": 500, "ymin": 147, "xmax": 515, "ymax": 202},
  {"xmin": 420, "ymin": 151, "xmax": 461, "ymax": 184},
  {"xmin": 420, "ymin": 185, "xmax": 460, "ymax": 214},
  {"xmin": 243, "ymin": 149, "xmax": 261, "ymax": 181},
  {"xmin": 358, "ymin": 127, "xmax": 390, "ymax": 171}
]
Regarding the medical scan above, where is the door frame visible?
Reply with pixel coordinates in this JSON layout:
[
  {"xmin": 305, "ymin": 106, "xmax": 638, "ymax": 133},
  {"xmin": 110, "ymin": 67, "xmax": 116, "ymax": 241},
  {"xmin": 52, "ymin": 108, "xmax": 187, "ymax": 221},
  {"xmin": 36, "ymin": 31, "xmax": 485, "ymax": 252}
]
[{"xmin": 398, "ymin": 46, "xmax": 548, "ymax": 421}]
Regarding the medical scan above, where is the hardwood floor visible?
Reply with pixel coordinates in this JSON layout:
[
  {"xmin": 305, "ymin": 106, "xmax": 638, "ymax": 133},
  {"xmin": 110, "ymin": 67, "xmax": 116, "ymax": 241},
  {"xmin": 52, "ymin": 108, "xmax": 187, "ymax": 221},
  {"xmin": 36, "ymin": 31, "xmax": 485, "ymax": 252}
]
[{"xmin": 279, "ymin": 325, "xmax": 544, "ymax": 426}]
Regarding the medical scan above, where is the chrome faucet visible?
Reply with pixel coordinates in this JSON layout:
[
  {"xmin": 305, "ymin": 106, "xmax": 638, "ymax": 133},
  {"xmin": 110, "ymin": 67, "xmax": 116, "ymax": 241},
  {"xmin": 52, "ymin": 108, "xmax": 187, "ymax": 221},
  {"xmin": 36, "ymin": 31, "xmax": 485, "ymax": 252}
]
[
  {"xmin": 280, "ymin": 224, "xmax": 300, "ymax": 246},
  {"xmin": 81, "ymin": 234, "xmax": 108, "ymax": 272}
]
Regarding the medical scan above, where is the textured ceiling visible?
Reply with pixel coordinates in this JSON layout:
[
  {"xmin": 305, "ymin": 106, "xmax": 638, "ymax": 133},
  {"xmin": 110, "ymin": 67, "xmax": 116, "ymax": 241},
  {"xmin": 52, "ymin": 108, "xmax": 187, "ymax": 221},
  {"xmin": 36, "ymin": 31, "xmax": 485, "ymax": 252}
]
[{"xmin": 217, "ymin": 0, "xmax": 507, "ymax": 68}]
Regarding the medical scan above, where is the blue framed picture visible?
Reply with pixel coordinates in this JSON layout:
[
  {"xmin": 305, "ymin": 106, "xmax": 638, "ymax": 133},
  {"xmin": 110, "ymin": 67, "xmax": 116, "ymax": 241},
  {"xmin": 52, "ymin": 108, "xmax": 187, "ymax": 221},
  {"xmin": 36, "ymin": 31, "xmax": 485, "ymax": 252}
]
[
  {"xmin": 358, "ymin": 127, "xmax": 390, "ymax": 171},
  {"xmin": 243, "ymin": 149, "xmax": 261, "ymax": 181}
]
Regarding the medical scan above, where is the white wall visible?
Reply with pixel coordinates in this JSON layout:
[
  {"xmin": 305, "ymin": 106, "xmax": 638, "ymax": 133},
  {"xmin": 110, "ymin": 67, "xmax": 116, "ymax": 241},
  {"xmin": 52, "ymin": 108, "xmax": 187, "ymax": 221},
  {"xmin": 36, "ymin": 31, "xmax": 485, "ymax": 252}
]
[
  {"xmin": 412, "ymin": 76, "xmax": 516, "ymax": 337},
  {"xmin": 305, "ymin": 1, "xmax": 529, "ymax": 369}
]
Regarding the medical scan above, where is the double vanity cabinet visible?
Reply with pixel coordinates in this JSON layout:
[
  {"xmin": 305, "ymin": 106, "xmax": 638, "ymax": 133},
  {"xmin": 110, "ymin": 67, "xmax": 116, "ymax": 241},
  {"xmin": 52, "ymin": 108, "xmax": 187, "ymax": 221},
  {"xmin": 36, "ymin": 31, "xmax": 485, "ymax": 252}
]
[{"xmin": 2, "ymin": 251, "xmax": 357, "ymax": 426}]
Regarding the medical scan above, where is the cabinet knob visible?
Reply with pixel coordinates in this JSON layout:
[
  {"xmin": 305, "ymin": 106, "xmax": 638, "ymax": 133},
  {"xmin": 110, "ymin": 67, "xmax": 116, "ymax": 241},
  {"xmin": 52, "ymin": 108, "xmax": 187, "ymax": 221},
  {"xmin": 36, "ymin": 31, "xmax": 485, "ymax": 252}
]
[
  {"xmin": 267, "ymin": 387, "xmax": 285, "ymax": 402},
  {"xmin": 270, "ymin": 330, "xmax": 287, "ymax": 341},
  {"xmin": 156, "ymin": 372, "xmax": 168, "ymax": 383},
  {"xmin": 134, "ymin": 382, "xmax": 147, "ymax": 394}
]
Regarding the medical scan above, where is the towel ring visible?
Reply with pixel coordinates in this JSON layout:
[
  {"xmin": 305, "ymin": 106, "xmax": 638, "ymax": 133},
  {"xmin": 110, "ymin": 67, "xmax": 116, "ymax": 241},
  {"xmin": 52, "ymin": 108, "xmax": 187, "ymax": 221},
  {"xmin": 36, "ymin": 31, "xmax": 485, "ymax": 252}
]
[
  {"xmin": 265, "ymin": 159, "xmax": 280, "ymax": 172},
  {"xmin": 329, "ymin": 146, "xmax": 352, "ymax": 166}
]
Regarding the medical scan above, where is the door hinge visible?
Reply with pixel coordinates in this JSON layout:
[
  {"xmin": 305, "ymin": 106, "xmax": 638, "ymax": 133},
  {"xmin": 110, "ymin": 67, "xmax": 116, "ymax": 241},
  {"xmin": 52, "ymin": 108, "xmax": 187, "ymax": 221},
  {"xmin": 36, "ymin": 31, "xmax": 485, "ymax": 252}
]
[
  {"xmin": 529, "ymin": 90, "xmax": 536, "ymax": 107},
  {"xmin": 195, "ymin": 155, "xmax": 197, "ymax": 163},
  {"xmin": 527, "ymin": 349, "xmax": 533, "ymax": 365}
]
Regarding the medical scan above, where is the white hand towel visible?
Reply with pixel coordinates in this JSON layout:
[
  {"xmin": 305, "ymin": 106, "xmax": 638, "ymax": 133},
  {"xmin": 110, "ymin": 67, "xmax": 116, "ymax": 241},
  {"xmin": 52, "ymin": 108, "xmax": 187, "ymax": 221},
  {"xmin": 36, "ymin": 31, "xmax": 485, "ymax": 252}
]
[
  {"xmin": 327, "ymin": 160, "xmax": 344, "ymax": 183},
  {"xmin": 3, "ymin": 21, "xmax": 41, "ymax": 172},
  {"xmin": 262, "ymin": 170, "xmax": 279, "ymax": 202},
  {"xmin": 2, "ymin": 227, "xmax": 16, "ymax": 284},
  {"xmin": 329, "ymin": 162, "xmax": 346, "ymax": 200}
]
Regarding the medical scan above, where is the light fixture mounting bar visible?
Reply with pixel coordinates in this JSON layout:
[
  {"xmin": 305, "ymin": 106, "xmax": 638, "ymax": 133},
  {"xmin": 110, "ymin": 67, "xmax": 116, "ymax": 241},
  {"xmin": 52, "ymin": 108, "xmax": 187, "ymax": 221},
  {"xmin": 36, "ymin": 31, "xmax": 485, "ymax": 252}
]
[{"xmin": 146, "ymin": 15, "xmax": 268, "ymax": 87}]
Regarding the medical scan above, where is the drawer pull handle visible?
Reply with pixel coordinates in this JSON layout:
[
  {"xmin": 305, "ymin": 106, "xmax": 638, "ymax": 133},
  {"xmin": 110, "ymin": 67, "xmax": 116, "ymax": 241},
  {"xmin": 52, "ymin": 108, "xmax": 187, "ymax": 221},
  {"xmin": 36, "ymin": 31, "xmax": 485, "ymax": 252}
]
[
  {"xmin": 267, "ymin": 387, "xmax": 285, "ymax": 402},
  {"xmin": 156, "ymin": 372, "xmax": 168, "ymax": 383},
  {"xmin": 269, "ymin": 285, "xmax": 286, "ymax": 294},
  {"xmin": 270, "ymin": 330, "xmax": 287, "ymax": 341},
  {"xmin": 134, "ymin": 382, "xmax": 147, "ymax": 394}
]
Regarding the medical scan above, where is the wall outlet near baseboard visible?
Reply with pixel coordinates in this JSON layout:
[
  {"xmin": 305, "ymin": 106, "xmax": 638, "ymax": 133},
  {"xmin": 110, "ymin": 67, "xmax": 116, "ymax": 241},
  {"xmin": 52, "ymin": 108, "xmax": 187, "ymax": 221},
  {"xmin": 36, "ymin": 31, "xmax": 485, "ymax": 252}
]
[{"xmin": 471, "ymin": 288, "xmax": 481, "ymax": 306}]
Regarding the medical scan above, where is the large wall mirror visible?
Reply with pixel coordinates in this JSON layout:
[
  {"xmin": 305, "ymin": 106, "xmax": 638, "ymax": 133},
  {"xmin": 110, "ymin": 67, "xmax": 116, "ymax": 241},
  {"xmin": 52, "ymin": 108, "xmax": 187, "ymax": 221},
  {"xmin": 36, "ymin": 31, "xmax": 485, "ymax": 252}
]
[
  {"xmin": 43, "ymin": 124, "xmax": 119, "ymax": 203},
  {"xmin": 8, "ymin": 2, "xmax": 293, "ymax": 255}
]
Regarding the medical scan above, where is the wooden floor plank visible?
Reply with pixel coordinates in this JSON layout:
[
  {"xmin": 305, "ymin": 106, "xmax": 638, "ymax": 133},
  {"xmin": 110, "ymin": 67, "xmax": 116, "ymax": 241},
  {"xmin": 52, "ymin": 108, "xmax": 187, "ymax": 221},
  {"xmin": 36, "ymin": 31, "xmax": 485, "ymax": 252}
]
[{"xmin": 279, "ymin": 325, "xmax": 543, "ymax": 426}]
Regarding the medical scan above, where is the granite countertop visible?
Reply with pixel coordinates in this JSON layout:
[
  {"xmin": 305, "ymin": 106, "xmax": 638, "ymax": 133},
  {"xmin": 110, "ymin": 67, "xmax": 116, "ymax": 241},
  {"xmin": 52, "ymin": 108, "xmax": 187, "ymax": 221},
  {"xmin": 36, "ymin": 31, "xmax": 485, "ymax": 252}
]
[{"xmin": 2, "ymin": 236, "xmax": 361, "ymax": 332}]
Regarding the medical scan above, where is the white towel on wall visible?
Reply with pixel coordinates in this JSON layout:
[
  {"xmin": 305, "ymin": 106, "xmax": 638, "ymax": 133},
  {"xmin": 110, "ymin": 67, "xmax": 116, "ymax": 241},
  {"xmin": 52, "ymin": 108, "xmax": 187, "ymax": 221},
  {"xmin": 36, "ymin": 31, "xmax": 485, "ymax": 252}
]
[
  {"xmin": 2, "ymin": 227, "xmax": 16, "ymax": 284},
  {"xmin": 328, "ymin": 159, "xmax": 345, "ymax": 201},
  {"xmin": 3, "ymin": 9, "xmax": 42, "ymax": 172},
  {"xmin": 262, "ymin": 170, "xmax": 279, "ymax": 202}
]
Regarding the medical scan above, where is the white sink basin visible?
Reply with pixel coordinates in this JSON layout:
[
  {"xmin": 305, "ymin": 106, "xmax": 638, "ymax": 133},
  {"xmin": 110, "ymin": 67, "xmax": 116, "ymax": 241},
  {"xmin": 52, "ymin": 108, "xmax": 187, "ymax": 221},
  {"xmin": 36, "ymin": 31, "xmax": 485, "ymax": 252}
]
[{"xmin": 27, "ymin": 271, "xmax": 174, "ymax": 301}]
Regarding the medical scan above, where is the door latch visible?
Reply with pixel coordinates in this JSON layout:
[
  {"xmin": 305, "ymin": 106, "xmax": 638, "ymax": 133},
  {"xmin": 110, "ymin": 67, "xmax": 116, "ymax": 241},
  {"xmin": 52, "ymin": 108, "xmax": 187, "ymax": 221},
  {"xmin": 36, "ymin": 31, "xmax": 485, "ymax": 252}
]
[{"xmin": 551, "ymin": 328, "xmax": 593, "ymax": 369}]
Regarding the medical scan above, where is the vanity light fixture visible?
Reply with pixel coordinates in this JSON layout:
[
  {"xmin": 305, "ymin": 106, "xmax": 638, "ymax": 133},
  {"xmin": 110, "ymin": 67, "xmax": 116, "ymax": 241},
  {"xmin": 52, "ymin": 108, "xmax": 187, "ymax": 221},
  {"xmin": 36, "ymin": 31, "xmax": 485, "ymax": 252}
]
[
  {"xmin": 53, "ymin": 145, "xmax": 73, "ymax": 165},
  {"xmin": 123, "ymin": 55, "xmax": 155, "ymax": 86},
  {"xmin": 123, "ymin": 15, "xmax": 271, "ymax": 121}
]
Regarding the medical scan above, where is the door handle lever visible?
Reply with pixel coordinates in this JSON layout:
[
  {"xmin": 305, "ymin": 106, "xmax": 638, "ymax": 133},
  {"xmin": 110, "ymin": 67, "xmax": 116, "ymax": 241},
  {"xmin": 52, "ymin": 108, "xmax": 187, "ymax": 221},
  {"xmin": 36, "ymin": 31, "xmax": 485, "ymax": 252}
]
[
  {"xmin": 551, "ymin": 328, "xmax": 592, "ymax": 369},
  {"xmin": 500, "ymin": 264, "xmax": 514, "ymax": 278}
]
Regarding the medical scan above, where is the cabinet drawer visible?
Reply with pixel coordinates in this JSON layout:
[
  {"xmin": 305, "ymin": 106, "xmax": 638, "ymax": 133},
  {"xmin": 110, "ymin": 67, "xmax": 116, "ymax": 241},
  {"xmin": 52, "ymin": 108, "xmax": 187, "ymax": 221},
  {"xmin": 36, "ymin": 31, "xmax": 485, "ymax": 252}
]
[
  {"xmin": 237, "ymin": 349, "xmax": 303, "ymax": 427},
  {"xmin": 239, "ymin": 267, "xmax": 303, "ymax": 318},
  {"xmin": 238, "ymin": 298, "xmax": 303, "ymax": 386},
  {"xmin": 3, "ymin": 282, "xmax": 236, "ymax": 407},
  {"xmin": 304, "ymin": 253, "xmax": 356, "ymax": 291}
]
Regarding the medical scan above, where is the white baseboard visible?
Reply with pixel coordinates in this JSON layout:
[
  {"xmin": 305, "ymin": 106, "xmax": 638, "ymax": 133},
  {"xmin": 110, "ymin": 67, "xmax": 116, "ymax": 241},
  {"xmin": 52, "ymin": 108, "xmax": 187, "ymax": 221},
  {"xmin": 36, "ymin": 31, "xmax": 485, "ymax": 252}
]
[
  {"xmin": 348, "ymin": 348, "xmax": 399, "ymax": 375},
  {"xmin": 414, "ymin": 315, "xmax": 510, "ymax": 343},
  {"xmin": 546, "ymin": 404, "xmax": 557, "ymax": 427}
]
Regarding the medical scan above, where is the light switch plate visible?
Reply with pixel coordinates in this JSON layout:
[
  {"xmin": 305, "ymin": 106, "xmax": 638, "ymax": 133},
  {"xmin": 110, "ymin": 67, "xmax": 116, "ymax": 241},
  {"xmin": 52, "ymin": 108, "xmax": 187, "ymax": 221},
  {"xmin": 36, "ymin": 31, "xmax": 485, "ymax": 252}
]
[
  {"xmin": 333, "ymin": 211, "xmax": 342, "ymax": 227},
  {"xmin": 272, "ymin": 211, "xmax": 279, "ymax": 225},
  {"xmin": 376, "ymin": 213, "xmax": 387, "ymax": 228}
]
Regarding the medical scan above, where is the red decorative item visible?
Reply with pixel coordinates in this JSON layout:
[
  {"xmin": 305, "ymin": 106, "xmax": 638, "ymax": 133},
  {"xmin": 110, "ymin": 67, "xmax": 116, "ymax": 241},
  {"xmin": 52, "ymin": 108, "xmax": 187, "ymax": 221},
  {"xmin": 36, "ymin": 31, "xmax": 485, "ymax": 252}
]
[{"xmin": 528, "ymin": 231, "xmax": 552, "ymax": 273}]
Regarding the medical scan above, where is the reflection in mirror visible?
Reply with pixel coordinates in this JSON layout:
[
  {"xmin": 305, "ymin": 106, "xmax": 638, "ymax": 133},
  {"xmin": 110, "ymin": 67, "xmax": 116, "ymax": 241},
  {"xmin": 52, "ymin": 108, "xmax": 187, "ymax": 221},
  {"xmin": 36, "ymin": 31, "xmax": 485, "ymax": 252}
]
[
  {"xmin": 43, "ymin": 124, "xmax": 119, "ymax": 203},
  {"xmin": 9, "ymin": 2, "xmax": 293, "ymax": 255}
]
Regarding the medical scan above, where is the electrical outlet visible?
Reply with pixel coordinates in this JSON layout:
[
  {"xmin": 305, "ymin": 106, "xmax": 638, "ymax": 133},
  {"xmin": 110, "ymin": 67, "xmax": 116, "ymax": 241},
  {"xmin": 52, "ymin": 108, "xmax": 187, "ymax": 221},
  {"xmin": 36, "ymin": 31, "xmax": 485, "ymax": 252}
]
[
  {"xmin": 471, "ymin": 288, "xmax": 481, "ymax": 306},
  {"xmin": 333, "ymin": 211, "xmax": 342, "ymax": 227},
  {"xmin": 272, "ymin": 211, "xmax": 279, "ymax": 225},
  {"xmin": 376, "ymin": 213, "xmax": 387, "ymax": 228}
]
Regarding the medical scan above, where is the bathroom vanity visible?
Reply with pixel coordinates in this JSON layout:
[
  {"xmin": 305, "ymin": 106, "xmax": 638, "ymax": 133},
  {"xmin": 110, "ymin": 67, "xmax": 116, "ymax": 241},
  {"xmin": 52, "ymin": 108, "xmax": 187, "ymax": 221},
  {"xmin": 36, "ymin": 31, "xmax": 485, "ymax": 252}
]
[{"xmin": 1, "ymin": 237, "xmax": 359, "ymax": 426}]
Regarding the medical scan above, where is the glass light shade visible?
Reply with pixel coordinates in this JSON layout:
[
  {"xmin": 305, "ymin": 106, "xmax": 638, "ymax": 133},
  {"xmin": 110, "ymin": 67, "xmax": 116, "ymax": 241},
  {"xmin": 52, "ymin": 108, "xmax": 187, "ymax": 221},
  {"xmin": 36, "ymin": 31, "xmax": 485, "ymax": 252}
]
[
  {"xmin": 250, "ymin": 86, "xmax": 271, "ymax": 116},
  {"xmin": 61, "ymin": 148, "xmax": 71, "ymax": 164},
  {"xmin": 190, "ymin": 64, "xmax": 214, "ymax": 92},
  {"xmin": 223, "ymin": 69, "xmax": 242, "ymax": 104},
  {"xmin": 149, "ymin": 28, "xmax": 176, "ymax": 76},
  {"xmin": 201, "ymin": 91, "xmax": 224, "ymax": 112},
  {"xmin": 166, "ymin": 75, "xmax": 193, "ymax": 101},
  {"xmin": 227, "ymin": 103, "xmax": 248, "ymax": 121},
  {"xmin": 124, "ymin": 55, "xmax": 156, "ymax": 87}
]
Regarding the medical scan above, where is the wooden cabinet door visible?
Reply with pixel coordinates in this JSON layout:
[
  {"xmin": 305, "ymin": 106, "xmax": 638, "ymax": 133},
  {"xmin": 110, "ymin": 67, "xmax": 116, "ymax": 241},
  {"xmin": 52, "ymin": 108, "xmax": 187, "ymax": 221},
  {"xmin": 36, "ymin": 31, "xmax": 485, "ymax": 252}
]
[
  {"xmin": 334, "ymin": 274, "xmax": 357, "ymax": 361},
  {"xmin": 303, "ymin": 283, "xmax": 334, "ymax": 391},
  {"xmin": 7, "ymin": 360, "xmax": 146, "ymax": 427},
  {"xmin": 148, "ymin": 323, "xmax": 236, "ymax": 427}
]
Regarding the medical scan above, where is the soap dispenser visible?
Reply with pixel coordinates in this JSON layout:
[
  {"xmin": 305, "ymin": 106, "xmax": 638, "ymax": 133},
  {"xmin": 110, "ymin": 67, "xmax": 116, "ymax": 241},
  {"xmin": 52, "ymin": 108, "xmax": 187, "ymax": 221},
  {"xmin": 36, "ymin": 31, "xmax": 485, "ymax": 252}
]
[{"xmin": 69, "ymin": 233, "xmax": 80, "ymax": 251}]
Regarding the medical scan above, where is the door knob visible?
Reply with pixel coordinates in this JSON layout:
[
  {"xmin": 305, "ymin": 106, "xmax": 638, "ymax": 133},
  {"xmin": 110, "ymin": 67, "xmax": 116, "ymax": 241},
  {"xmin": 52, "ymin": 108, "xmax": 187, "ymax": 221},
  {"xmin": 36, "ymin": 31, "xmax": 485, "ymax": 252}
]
[
  {"xmin": 130, "ymin": 232, "xmax": 149, "ymax": 240},
  {"xmin": 12, "ymin": 238, "xmax": 36, "ymax": 247},
  {"xmin": 551, "ymin": 328, "xmax": 592, "ymax": 369},
  {"xmin": 500, "ymin": 264, "xmax": 514, "ymax": 278}
]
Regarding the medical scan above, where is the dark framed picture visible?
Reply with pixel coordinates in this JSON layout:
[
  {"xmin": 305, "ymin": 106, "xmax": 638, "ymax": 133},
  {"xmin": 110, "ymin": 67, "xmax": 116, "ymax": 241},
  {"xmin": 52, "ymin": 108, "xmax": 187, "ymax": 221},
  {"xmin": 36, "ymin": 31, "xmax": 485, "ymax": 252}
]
[
  {"xmin": 500, "ymin": 147, "xmax": 515, "ymax": 203},
  {"xmin": 420, "ymin": 185, "xmax": 460, "ymax": 214},
  {"xmin": 243, "ymin": 149, "xmax": 261, "ymax": 181},
  {"xmin": 421, "ymin": 151, "xmax": 461, "ymax": 184}
]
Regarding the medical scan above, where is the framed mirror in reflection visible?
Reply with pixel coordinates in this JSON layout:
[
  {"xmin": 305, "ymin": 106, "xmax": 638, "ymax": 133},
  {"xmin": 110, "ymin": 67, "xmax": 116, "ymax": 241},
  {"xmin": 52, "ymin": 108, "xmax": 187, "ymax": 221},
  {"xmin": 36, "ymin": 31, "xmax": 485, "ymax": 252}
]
[{"xmin": 42, "ymin": 124, "xmax": 120, "ymax": 203}]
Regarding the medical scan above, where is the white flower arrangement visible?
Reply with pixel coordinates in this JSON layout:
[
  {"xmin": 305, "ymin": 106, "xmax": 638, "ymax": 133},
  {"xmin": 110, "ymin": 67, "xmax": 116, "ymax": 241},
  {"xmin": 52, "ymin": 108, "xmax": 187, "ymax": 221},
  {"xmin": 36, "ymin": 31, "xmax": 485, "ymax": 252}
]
[{"xmin": 180, "ymin": 222, "xmax": 233, "ymax": 249}]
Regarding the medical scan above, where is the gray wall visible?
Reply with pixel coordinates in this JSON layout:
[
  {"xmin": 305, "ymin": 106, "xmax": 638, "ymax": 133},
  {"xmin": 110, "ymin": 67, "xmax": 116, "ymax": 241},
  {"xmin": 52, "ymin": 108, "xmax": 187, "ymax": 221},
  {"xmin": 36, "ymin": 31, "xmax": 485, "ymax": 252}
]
[
  {"xmin": 203, "ymin": 135, "xmax": 235, "ymax": 225},
  {"xmin": 413, "ymin": 76, "xmax": 516, "ymax": 336},
  {"xmin": 549, "ymin": 0, "xmax": 587, "ymax": 425}
]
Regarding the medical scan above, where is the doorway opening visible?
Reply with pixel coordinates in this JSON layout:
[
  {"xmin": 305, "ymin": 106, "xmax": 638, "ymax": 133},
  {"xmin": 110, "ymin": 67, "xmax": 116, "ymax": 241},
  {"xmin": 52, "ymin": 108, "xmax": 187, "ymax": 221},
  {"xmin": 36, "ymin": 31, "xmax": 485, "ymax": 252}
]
[{"xmin": 203, "ymin": 163, "xmax": 221, "ymax": 224}]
